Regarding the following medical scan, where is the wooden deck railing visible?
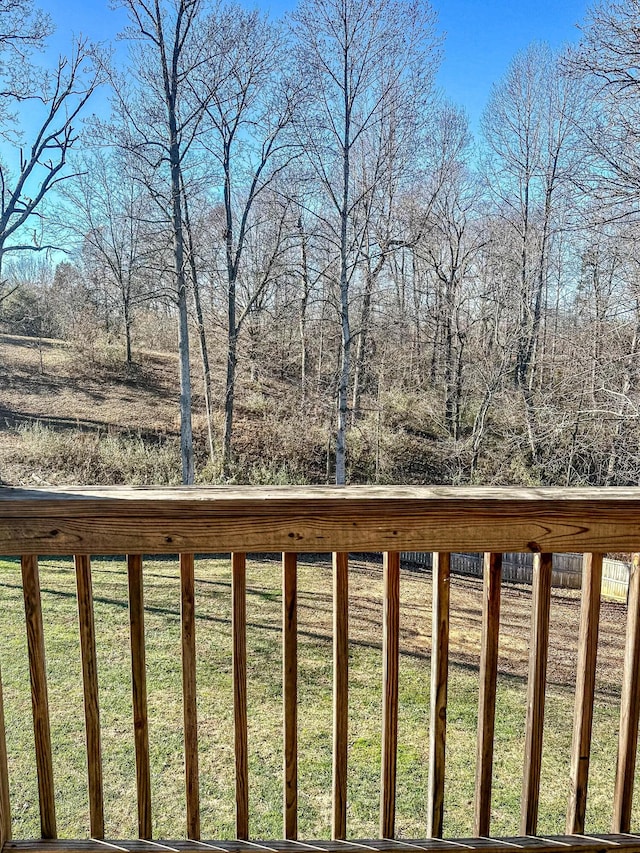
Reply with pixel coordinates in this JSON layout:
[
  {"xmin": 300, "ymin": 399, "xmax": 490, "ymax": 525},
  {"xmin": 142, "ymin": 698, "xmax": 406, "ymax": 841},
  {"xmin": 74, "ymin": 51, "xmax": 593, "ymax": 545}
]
[{"xmin": 2, "ymin": 486, "xmax": 640, "ymax": 853}]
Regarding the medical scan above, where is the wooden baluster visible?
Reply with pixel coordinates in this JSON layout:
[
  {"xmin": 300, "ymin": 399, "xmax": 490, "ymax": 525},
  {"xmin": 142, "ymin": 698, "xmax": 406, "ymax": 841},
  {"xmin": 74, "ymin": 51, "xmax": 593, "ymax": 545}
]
[
  {"xmin": 0, "ymin": 659, "xmax": 10, "ymax": 848},
  {"xmin": 232, "ymin": 553, "xmax": 249, "ymax": 840},
  {"xmin": 75, "ymin": 555, "xmax": 104, "ymax": 839},
  {"xmin": 612, "ymin": 553, "xmax": 640, "ymax": 833},
  {"xmin": 380, "ymin": 551, "xmax": 400, "ymax": 839},
  {"xmin": 332, "ymin": 552, "xmax": 349, "ymax": 841},
  {"xmin": 473, "ymin": 552, "xmax": 502, "ymax": 838},
  {"xmin": 180, "ymin": 554, "xmax": 200, "ymax": 840},
  {"xmin": 428, "ymin": 552, "xmax": 450, "ymax": 839},
  {"xmin": 283, "ymin": 553, "xmax": 297, "ymax": 840},
  {"xmin": 520, "ymin": 553, "xmax": 552, "ymax": 836},
  {"xmin": 128, "ymin": 555, "xmax": 152, "ymax": 840},
  {"xmin": 21, "ymin": 555, "xmax": 56, "ymax": 839},
  {"xmin": 566, "ymin": 552, "xmax": 603, "ymax": 835}
]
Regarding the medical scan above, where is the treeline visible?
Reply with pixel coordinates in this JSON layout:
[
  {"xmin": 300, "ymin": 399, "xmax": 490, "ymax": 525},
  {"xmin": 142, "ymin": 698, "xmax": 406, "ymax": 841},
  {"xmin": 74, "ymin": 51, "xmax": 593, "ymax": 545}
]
[{"xmin": 2, "ymin": 0, "xmax": 640, "ymax": 486}]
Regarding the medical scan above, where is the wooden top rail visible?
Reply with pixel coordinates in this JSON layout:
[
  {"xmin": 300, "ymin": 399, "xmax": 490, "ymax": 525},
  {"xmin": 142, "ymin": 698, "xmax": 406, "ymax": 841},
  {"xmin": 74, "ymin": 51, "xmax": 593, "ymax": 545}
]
[{"xmin": 2, "ymin": 486, "xmax": 640, "ymax": 555}]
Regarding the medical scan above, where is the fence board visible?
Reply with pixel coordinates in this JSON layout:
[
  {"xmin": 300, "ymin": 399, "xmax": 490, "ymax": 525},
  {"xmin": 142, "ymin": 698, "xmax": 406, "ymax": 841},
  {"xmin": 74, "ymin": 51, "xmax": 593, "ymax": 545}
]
[
  {"xmin": 520, "ymin": 553, "xmax": 552, "ymax": 835},
  {"xmin": 380, "ymin": 552, "xmax": 400, "ymax": 839},
  {"xmin": 74, "ymin": 556, "xmax": 104, "ymax": 839},
  {"xmin": 428, "ymin": 553, "xmax": 450, "ymax": 839},
  {"xmin": 232, "ymin": 553, "xmax": 249, "ymax": 841},
  {"xmin": 332, "ymin": 553, "xmax": 349, "ymax": 841},
  {"xmin": 566, "ymin": 553, "xmax": 603, "ymax": 834},
  {"xmin": 283, "ymin": 553, "xmax": 297, "ymax": 840},
  {"xmin": 21, "ymin": 555, "xmax": 56, "ymax": 840},
  {"xmin": 180, "ymin": 554, "xmax": 200, "ymax": 840},
  {"xmin": 127, "ymin": 555, "xmax": 152, "ymax": 840},
  {"xmin": 612, "ymin": 553, "xmax": 640, "ymax": 832},
  {"xmin": 474, "ymin": 553, "xmax": 502, "ymax": 837}
]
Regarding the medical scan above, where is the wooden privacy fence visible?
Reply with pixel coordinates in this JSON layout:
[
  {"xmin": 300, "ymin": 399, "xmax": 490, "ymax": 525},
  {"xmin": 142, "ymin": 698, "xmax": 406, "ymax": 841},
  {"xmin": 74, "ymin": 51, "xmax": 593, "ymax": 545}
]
[
  {"xmin": 402, "ymin": 552, "xmax": 632, "ymax": 598},
  {"xmin": 3, "ymin": 486, "xmax": 640, "ymax": 853}
]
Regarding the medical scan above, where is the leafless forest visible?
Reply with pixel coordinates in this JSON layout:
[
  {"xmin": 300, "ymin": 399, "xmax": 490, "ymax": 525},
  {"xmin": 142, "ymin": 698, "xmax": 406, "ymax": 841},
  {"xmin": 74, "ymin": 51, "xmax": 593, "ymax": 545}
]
[{"xmin": 1, "ymin": 0, "xmax": 640, "ymax": 486}]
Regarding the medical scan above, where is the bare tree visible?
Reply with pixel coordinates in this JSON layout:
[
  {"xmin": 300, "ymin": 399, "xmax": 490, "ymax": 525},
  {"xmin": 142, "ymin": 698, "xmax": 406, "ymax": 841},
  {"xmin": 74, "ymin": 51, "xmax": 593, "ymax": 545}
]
[
  {"xmin": 567, "ymin": 0, "xmax": 640, "ymax": 215},
  {"xmin": 291, "ymin": 0, "xmax": 440, "ymax": 483},
  {"xmin": 0, "ymin": 11, "xmax": 101, "ymax": 301},
  {"xmin": 110, "ymin": 0, "xmax": 219, "ymax": 483},
  {"xmin": 418, "ymin": 106, "xmax": 483, "ymax": 438},
  {"xmin": 482, "ymin": 42, "xmax": 586, "ymax": 390},
  {"xmin": 194, "ymin": 5, "xmax": 300, "ymax": 473},
  {"xmin": 59, "ymin": 149, "xmax": 154, "ymax": 363}
]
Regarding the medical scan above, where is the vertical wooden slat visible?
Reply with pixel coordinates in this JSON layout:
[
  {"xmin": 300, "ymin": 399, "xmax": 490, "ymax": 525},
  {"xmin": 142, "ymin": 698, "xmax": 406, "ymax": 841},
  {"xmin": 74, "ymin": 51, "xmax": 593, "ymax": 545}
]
[
  {"xmin": 566, "ymin": 552, "xmax": 603, "ymax": 835},
  {"xmin": 332, "ymin": 552, "xmax": 349, "ymax": 841},
  {"xmin": 232, "ymin": 553, "xmax": 249, "ymax": 841},
  {"xmin": 180, "ymin": 553, "xmax": 200, "ymax": 840},
  {"xmin": 520, "ymin": 552, "xmax": 552, "ymax": 836},
  {"xmin": 473, "ymin": 552, "xmax": 502, "ymax": 838},
  {"xmin": 283, "ymin": 553, "xmax": 298, "ymax": 840},
  {"xmin": 380, "ymin": 551, "xmax": 400, "ymax": 839},
  {"xmin": 75, "ymin": 555, "xmax": 104, "ymax": 839},
  {"xmin": 612, "ymin": 553, "xmax": 640, "ymax": 833},
  {"xmin": 0, "ymin": 660, "xmax": 11, "ymax": 848},
  {"xmin": 128, "ymin": 554, "xmax": 152, "ymax": 840},
  {"xmin": 427, "ymin": 552, "xmax": 450, "ymax": 839},
  {"xmin": 21, "ymin": 555, "xmax": 56, "ymax": 840}
]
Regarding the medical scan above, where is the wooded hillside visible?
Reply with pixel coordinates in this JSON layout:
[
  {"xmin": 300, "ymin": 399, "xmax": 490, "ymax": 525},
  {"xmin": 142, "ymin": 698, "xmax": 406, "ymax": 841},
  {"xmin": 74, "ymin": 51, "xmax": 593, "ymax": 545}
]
[{"xmin": 1, "ymin": 0, "xmax": 640, "ymax": 486}]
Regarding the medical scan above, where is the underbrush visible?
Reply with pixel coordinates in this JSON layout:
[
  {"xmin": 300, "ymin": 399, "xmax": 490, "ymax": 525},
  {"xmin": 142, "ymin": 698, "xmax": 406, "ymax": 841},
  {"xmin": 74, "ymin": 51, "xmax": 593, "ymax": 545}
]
[
  {"xmin": 10, "ymin": 423, "xmax": 314, "ymax": 486},
  {"xmin": 7, "ymin": 416, "xmax": 458, "ymax": 486},
  {"xmin": 13, "ymin": 423, "xmax": 183, "ymax": 485}
]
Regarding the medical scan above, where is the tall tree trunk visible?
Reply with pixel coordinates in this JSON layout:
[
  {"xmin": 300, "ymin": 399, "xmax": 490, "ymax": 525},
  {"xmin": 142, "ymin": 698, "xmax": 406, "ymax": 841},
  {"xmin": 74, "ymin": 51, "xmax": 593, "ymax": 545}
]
[
  {"xmin": 515, "ymin": 174, "xmax": 531, "ymax": 388},
  {"xmin": 158, "ymin": 5, "xmax": 194, "ymax": 484},
  {"xmin": 222, "ymin": 143, "xmax": 237, "ymax": 476},
  {"xmin": 352, "ymin": 253, "xmax": 384, "ymax": 424},
  {"xmin": 525, "ymin": 179, "xmax": 554, "ymax": 392},
  {"xmin": 168, "ymin": 142, "xmax": 194, "ymax": 483},
  {"xmin": 182, "ymin": 181, "xmax": 215, "ymax": 467},
  {"xmin": 444, "ymin": 277, "xmax": 456, "ymax": 437},
  {"xmin": 453, "ymin": 331, "xmax": 465, "ymax": 441},
  {"xmin": 123, "ymin": 290, "xmax": 132, "ymax": 365},
  {"xmin": 223, "ymin": 318, "xmax": 237, "ymax": 475},
  {"xmin": 335, "ymin": 65, "xmax": 352, "ymax": 485},
  {"xmin": 298, "ymin": 217, "xmax": 310, "ymax": 402}
]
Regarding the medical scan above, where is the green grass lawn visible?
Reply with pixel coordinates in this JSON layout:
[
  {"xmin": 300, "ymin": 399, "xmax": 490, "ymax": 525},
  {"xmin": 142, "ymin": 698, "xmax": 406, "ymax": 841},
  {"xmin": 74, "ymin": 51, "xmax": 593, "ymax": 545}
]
[{"xmin": 0, "ymin": 556, "xmax": 633, "ymax": 841}]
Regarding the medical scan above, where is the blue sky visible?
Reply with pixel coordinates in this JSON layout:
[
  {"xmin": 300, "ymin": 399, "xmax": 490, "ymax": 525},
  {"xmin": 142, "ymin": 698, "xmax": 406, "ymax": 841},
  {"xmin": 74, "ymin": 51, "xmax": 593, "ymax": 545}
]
[{"xmin": 42, "ymin": 0, "xmax": 591, "ymax": 131}]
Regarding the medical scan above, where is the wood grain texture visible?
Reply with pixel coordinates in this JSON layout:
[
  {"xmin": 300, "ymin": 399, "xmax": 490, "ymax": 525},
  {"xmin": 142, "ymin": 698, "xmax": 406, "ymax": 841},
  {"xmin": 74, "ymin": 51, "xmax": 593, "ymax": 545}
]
[
  {"xmin": 6, "ymin": 486, "xmax": 640, "ymax": 555},
  {"xmin": 21, "ymin": 555, "xmax": 56, "ymax": 839},
  {"xmin": 74, "ymin": 556, "xmax": 104, "ymax": 839},
  {"xmin": 566, "ymin": 553, "xmax": 603, "ymax": 835},
  {"xmin": 127, "ymin": 555, "xmax": 152, "ymax": 840},
  {"xmin": 332, "ymin": 553, "xmax": 349, "ymax": 841},
  {"xmin": 520, "ymin": 553, "xmax": 552, "ymax": 836},
  {"xmin": 428, "ymin": 553, "xmax": 450, "ymax": 839},
  {"xmin": 612, "ymin": 553, "xmax": 640, "ymax": 833},
  {"xmin": 380, "ymin": 552, "xmax": 400, "ymax": 840},
  {"xmin": 473, "ymin": 553, "xmax": 502, "ymax": 838},
  {"xmin": 232, "ymin": 553, "xmax": 249, "ymax": 841},
  {"xmin": 180, "ymin": 554, "xmax": 200, "ymax": 841},
  {"xmin": 8, "ymin": 833, "xmax": 640, "ymax": 853},
  {"xmin": 0, "ymin": 659, "xmax": 11, "ymax": 848},
  {"xmin": 282, "ymin": 553, "xmax": 297, "ymax": 841}
]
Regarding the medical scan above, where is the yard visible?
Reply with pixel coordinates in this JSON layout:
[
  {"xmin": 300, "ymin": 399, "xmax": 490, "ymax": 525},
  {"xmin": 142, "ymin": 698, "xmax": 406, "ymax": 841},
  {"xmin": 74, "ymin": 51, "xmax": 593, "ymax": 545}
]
[{"xmin": 0, "ymin": 555, "xmax": 634, "ymax": 840}]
